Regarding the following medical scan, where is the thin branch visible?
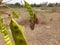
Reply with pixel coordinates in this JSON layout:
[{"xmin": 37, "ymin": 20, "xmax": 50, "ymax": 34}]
[
  {"xmin": 0, "ymin": 0, "xmax": 3, "ymax": 4},
  {"xmin": 0, "ymin": 11, "xmax": 9, "ymax": 15}
]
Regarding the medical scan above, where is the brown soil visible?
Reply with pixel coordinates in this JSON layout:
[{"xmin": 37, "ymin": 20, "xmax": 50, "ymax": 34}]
[{"xmin": 0, "ymin": 7, "xmax": 60, "ymax": 45}]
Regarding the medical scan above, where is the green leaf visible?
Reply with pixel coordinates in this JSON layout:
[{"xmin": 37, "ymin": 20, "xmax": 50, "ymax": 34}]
[
  {"xmin": 10, "ymin": 18, "xmax": 28, "ymax": 45},
  {"xmin": 0, "ymin": 14, "xmax": 13, "ymax": 45},
  {"xmin": 12, "ymin": 11, "xmax": 19, "ymax": 18},
  {"xmin": 24, "ymin": 0, "xmax": 35, "ymax": 21}
]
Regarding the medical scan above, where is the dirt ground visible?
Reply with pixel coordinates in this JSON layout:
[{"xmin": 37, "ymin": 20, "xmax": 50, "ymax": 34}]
[{"xmin": 0, "ymin": 7, "xmax": 60, "ymax": 45}]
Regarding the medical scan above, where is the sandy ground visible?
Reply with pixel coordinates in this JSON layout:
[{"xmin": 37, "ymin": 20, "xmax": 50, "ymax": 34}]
[{"xmin": 0, "ymin": 7, "xmax": 60, "ymax": 45}]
